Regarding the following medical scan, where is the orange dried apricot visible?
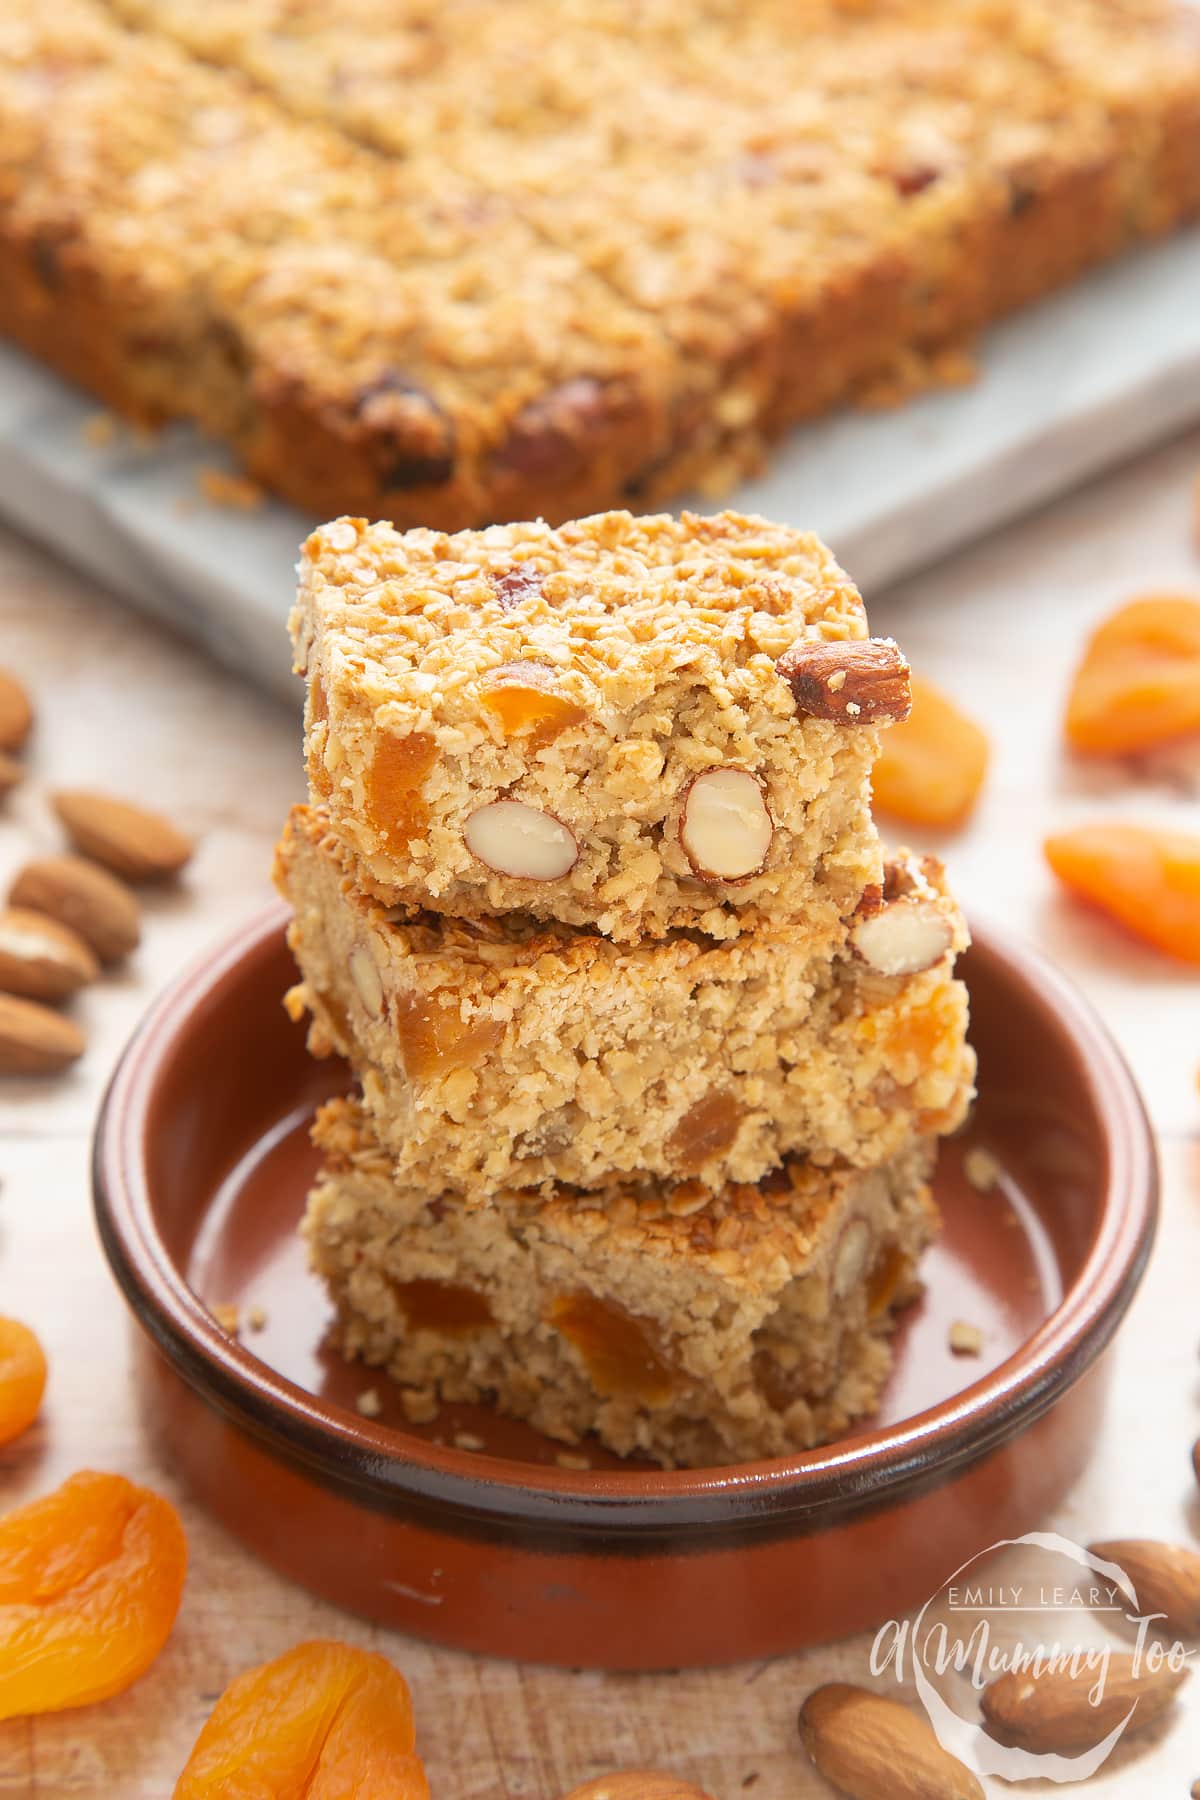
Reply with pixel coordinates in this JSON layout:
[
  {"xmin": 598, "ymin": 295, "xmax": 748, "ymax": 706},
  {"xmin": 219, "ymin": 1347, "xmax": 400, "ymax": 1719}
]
[
  {"xmin": 1044, "ymin": 822, "xmax": 1200, "ymax": 964},
  {"xmin": 394, "ymin": 989, "xmax": 503, "ymax": 1082},
  {"xmin": 666, "ymin": 1090, "xmax": 743, "ymax": 1172},
  {"xmin": 478, "ymin": 662, "xmax": 585, "ymax": 747},
  {"xmin": 173, "ymin": 1639, "xmax": 429, "ymax": 1800},
  {"xmin": 0, "ymin": 1470, "xmax": 186, "ymax": 1718},
  {"xmin": 871, "ymin": 675, "xmax": 989, "ymax": 829},
  {"xmin": 366, "ymin": 732, "xmax": 437, "ymax": 851},
  {"xmin": 549, "ymin": 1293, "xmax": 678, "ymax": 1405},
  {"xmin": 391, "ymin": 1278, "xmax": 494, "ymax": 1332},
  {"xmin": 0, "ymin": 1318, "xmax": 46, "ymax": 1445},
  {"xmin": 867, "ymin": 1245, "xmax": 911, "ymax": 1317},
  {"xmin": 1065, "ymin": 594, "xmax": 1200, "ymax": 754}
]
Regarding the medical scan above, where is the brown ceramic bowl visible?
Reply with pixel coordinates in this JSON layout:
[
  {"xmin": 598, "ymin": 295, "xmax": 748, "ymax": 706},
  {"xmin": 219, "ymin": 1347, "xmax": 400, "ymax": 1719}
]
[{"xmin": 93, "ymin": 903, "xmax": 1156, "ymax": 1670}]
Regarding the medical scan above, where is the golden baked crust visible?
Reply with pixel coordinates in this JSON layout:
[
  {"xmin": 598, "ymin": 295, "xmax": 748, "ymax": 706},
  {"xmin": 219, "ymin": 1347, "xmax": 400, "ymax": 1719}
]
[
  {"xmin": 2, "ymin": 0, "xmax": 1198, "ymax": 524},
  {"xmin": 292, "ymin": 509, "xmax": 895, "ymax": 939},
  {"xmin": 275, "ymin": 804, "xmax": 975, "ymax": 1194},
  {"xmin": 305, "ymin": 1094, "xmax": 940, "ymax": 1466},
  {"xmin": 0, "ymin": 1, "xmax": 674, "ymax": 530}
]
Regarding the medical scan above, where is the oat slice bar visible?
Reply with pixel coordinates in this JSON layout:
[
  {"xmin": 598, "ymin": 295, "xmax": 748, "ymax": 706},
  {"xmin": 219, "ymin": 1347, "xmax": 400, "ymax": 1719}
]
[
  {"xmin": 276, "ymin": 806, "xmax": 974, "ymax": 1195},
  {"xmin": 293, "ymin": 509, "xmax": 907, "ymax": 940},
  {"xmin": 305, "ymin": 1095, "xmax": 940, "ymax": 1468}
]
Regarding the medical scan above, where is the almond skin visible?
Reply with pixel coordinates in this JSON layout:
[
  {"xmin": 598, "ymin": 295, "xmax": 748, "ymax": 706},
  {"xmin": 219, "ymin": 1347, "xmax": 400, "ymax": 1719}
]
[
  {"xmin": 0, "ymin": 907, "xmax": 98, "ymax": 1002},
  {"xmin": 1089, "ymin": 1539, "xmax": 1200, "ymax": 1637},
  {"xmin": 777, "ymin": 638, "xmax": 912, "ymax": 725},
  {"xmin": 981, "ymin": 1654, "xmax": 1187, "ymax": 1753},
  {"xmin": 9, "ymin": 856, "xmax": 141, "ymax": 964},
  {"xmin": 52, "ymin": 789, "xmax": 193, "ymax": 882},
  {"xmin": 560, "ymin": 1775, "xmax": 716, "ymax": 1800},
  {"xmin": 800, "ymin": 1684, "xmax": 983, "ymax": 1800},
  {"xmin": 0, "ymin": 670, "xmax": 33, "ymax": 752},
  {"xmin": 0, "ymin": 993, "xmax": 85, "ymax": 1075}
]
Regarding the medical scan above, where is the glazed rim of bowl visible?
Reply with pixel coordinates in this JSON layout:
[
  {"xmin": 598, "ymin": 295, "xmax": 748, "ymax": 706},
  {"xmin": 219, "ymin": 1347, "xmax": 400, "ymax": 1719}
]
[{"xmin": 94, "ymin": 902, "xmax": 1156, "ymax": 1546}]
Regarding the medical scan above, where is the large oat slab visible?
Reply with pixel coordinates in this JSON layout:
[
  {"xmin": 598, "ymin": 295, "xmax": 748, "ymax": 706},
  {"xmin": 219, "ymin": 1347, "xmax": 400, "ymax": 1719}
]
[{"xmin": 1, "ymin": 0, "xmax": 1198, "ymax": 530}]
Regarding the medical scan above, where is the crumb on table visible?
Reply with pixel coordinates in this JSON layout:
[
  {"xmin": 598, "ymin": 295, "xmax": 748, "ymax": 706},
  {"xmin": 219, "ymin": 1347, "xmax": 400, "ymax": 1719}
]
[
  {"xmin": 963, "ymin": 1146, "xmax": 1003, "ymax": 1194},
  {"xmin": 198, "ymin": 467, "xmax": 265, "ymax": 511},
  {"xmin": 399, "ymin": 1386, "xmax": 440, "ymax": 1425},
  {"xmin": 82, "ymin": 412, "xmax": 118, "ymax": 448},
  {"xmin": 949, "ymin": 1320, "xmax": 985, "ymax": 1357}
]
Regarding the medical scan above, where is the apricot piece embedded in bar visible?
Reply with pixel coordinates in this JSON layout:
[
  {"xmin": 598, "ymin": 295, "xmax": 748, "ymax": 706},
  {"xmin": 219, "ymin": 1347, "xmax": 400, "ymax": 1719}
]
[
  {"xmin": 309, "ymin": 754, "xmax": 333, "ymax": 800},
  {"xmin": 1065, "ymin": 594, "xmax": 1200, "ymax": 754},
  {"xmin": 549, "ymin": 1293, "xmax": 678, "ymax": 1405},
  {"xmin": 391, "ymin": 1278, "xmax": 494, "ymax": 1332},
  {"xmin": 1044, "ymin": 822, "xmax": 1200, "ymax": 964},
  {"xmin": 173, "ymin": 1639, "xmax": 429, "ymax": 1800},
  {"xmin": 0, "ymin": 1318, "xmax": 46, "ymax": 1446},
  {"xmin": 877, "ymin": 985, "xmax": 960, "ymax": 1073},
  {"xmin": 478, "ymin": 662, "xmax": 585, "ymax": 747},
  {"xmin": 871, "ymin": 674, "xmax": 989, "ymax": 829},
  {"xmin": 867, "ymin": 1246, "xmax": 910, "ymax": 1318},
  {"xmin": 666, "ymin": 1089, "xmax": 743, "ymax": 1173},
  {"xmin": 0, "ymin": 1470, "xmax": 186, "ymax": 1719},
  {"xmin": 307, "ymin": 680, "xmax": 334, "ymax": 796},
  {"xmin": 394, "ymin": 990, "xmax": 503, "ymax": 1082},
  {"xmin": 366, "ymin": 732, "xmax": 437, "ymax": 850}
]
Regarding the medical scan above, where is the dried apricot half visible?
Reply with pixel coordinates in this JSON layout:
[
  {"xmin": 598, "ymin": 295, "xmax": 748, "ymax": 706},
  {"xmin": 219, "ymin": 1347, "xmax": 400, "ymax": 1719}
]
[
  {"xmin": 0, "ymin": 1318, "xmax": 47, "ymax": 1445},
  {"xmin": 871, "ymin": 675, "xmax": 989, "ymax": 829},
  {"xmin": 1065, "ymin": 593, "xmax": 1200, "ymax": 754},
  {"xmin": 173, "ymin": 1639, "xmax": 430, "ymax": 1800},
  {"xmin": 0, "ymin": 1470, "xmax": 186, "ymax": 1718},
  {"xmin": 1044, "ymin": 822, "xmax": 1200, "ymax": 963}
]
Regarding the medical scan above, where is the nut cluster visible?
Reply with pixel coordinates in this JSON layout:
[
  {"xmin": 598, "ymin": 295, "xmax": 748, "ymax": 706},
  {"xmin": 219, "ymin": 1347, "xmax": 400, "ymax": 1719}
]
[{"xmin": 462, "ymin": 765, "xmax": 776, "ymax": 886}]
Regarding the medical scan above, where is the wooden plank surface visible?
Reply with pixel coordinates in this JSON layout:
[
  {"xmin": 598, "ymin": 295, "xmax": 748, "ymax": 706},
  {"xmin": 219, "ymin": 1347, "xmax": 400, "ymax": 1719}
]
[{"xmin": 1, "ymin": 430, "xmax": 1199, "ymax": 1796}]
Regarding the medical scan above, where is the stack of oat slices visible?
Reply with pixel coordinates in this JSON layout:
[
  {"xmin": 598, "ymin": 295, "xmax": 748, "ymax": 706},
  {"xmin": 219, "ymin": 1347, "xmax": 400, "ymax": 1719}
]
[{"xmin": 275, "ymin": 509, "xmax": 975, "ymax": 1469}]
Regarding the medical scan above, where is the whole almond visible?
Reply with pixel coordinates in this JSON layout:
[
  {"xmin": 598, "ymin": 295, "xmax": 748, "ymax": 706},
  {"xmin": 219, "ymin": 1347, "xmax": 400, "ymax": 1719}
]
[
  {"xmin": 0, "ymin": 992, "xmax": 85, "ymax": 1074},
  {"xmin": 981, "ymin": 1653, "xmax": 1187, "ymax": 1753},
  {"xmin": 799, "ymin": 1684, "xmax": 983, "ymax": 1800},
  {"xmin": 1089, "ymin": 1539, "xmax": 1200, "ymax": 1637},
  {"xmin": 0, "ymin": 669, "xmax": 33, "ymax": 751},
  {"xmin": 560, "ymin": 1776, "xmax": 716, "ymax": 1800},
  {"xmin": 0, "ymin": 751, "xmax": 23, "ymax": 796},
  {"xmin": 10, "ymin": 855, "xmax": 141, "ymax": 964},
  {"xmin": 52, "ymin": 789, "xmax": 193, "ymax": 882},
  {"xmin": 0, "ymin": 907, "xmax": 98, "ymax": 1001}
]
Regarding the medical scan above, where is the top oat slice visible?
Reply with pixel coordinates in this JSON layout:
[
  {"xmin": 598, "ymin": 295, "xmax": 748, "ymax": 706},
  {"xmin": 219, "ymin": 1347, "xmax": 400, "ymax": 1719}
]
[{"xmin": 293, "ymin": 508, "xmax": 908, "ymax": 941}]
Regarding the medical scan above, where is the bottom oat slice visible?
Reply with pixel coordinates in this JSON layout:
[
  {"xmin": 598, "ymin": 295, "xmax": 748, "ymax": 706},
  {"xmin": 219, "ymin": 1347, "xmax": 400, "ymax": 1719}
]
[{"xmin": 304, "ymin": 1097, "xmax": 938, "ymax": 1470}]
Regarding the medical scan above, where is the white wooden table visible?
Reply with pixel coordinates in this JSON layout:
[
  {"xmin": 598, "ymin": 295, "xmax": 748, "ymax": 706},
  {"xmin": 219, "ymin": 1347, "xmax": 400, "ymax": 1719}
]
[{"xmin": 1, "ymin": 433, "xmax": 1198, "ymax": 1796}]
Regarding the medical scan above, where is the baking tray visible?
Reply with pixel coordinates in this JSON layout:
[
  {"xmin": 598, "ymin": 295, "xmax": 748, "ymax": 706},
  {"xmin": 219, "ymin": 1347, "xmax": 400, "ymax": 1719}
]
[{"xmin": 1, "ymin": 224, "xmax": 1198, "ymax": 704}]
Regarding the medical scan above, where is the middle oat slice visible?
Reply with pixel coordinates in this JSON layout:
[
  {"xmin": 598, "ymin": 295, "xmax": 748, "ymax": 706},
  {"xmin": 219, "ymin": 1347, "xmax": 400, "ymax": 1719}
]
[{"xmin": 276, "ymin": 805, "xmax": 975, "ymax": 1199}]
